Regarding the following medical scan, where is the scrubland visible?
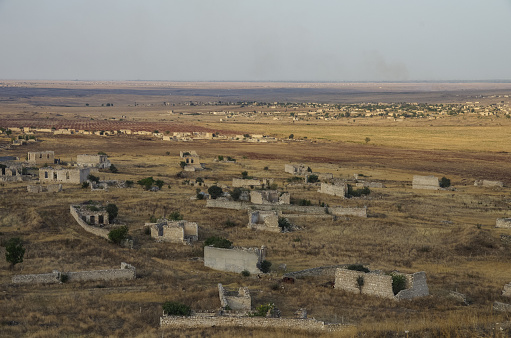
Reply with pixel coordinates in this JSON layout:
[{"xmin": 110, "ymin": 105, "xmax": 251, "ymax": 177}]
[{"xmin": 0, "ymin": 82, "xmax": 511, "ymax": 337}]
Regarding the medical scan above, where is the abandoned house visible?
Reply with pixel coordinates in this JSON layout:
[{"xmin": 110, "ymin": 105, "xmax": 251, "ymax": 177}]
[
  {"xmin": 248, "ymin": 210, "xmax": 280, "ymax": 232},
  {"xmin": 28, "ymin": 151, "xmax": 55, "ymax": 165},
  {"xmin": 204, "ymin": 245, "xmax": 267, "ymax": 274},
  {"xmin": 145, "ymin": 219, "xmax": 199, "ymax": 244},
  {"xmin": 76, "ymin": 154, "xmax": 111, "ymax": 169},
  {"xmin": 232, "ymin": 178, "xmax": 274, "ymax": 189},
  {"xmin": 334, "ymin": 268, "xmax": 430, "ymax": 300},
  {"xmin": 39, "ymin": 167, "xmax": 90, "ymax": 184},
  {"xmin": 412, "ymin": 175, "xmax": 440, "ymax": 190},
  {"xmin": 0, "ymin": 165, "xmax": 24, "ymax": 182},
  {"xmin": 72, "ymin": 203, "xmax": 109, "ymax": 226},
  {"xmin": 318, "ymin": 182, "xmax": 347, "ymax": 197},
  {"xmin": 218, "ymin": 283, "xmax": 251, "ymax": 311},
  {"xmin": 180, "ymin": 150, "xmax": 203, "ymax": 171},
  {"xmin": 250, "ymin": 190, "xmax": 290, "ymax": 205},
  {"xmin": 284, "ymin": 163, "xmax": 309, "ymax": 176}
]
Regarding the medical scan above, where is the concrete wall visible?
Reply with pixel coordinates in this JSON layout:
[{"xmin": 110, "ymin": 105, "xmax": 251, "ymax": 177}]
[
  {"xmin": 412, "ymin": 175, "xmax": 440, "ymax": 190},
  {"xmin": 204, "ymin": 246, "xmax": 265, "ymax": 274},
  {"xmin": 70, "ymin": 205, "xmax": 110, "ymax": 240},
  {"xmin": 160, "ymin": 313, "xmax": 344, "ymax": 332},
  {"xmin": 40, "ymin": 167, "xmax": 90, "ymax": 184},
  {"xmin": 496, "ymin": 218, "xmax": 511, "ymax": 228},
  {"xmin": 318, "ymin": 183, "xmax": 347, "ymax": 198},
  {"xmin": 28, "ymin": 151, "xmax": 54, "ymax": 165}
]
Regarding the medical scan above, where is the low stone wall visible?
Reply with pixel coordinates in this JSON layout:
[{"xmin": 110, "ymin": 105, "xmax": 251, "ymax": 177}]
[
  {"xmin": 284, "ymin": 265, "xmax": 346, "ymax": 279},
  {"xmin": 355, "ymin": 182, "xmax": 384, "ymax": 188},
  {"xmin": 496, "ymin": 218, "xmax": 511, "ymax": 228},
  {"xmin": 27, "ymin": 184, "xmax": 62, "ymax": 193},
  {"xmin": 70, "ymin": 205, "xmax": 110, "ymax": 239},
  {"xmin": 12, "ymin": 271, "xmax": 60, "ymax": 284},
  {"xmin": 493, "ymin": 301, "xmax": 511, "ymax": 312},
  {"xmin": 12, "ymin": 263, "xmax": 135, "ymax": 284},
  {"xmin": 160, "ymin": 313, "xmax": 344, "ymax": 332},
  {"xmin": 206, "ymin": 200, "xmax": 367, "ymax": 217},
  {"xmin": 474, "ymin": 180, "xmax": 504, "ymax": 188}
]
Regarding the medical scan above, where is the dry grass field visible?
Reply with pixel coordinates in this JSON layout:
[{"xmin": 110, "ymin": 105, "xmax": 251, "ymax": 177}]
[{"xmin": 0, "ymin": 81, "xmax": 510, "ymax": 337}]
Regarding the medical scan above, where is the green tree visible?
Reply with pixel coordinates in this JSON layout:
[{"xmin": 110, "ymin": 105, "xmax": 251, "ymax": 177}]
[
  {"xmin": 106, "ymin": 203, "xmax": 118, "ymax": 223},
  {"xmin": 109, "ymin": 164, "xmax": 118, "ymax": 173},
  {"xmin": 288, "ymin": 134, "xmax": 294, "ymax": 139},
  {"xmin": 169, "ymin": 211, "xmax": 183, "ymax": 221},
  {"xmin": 365, "ymin": 137, "xmax": 371, "ymax": 144},
  {"xmin": 162, "ymin": 301, "xmax": 192, "ymax": 316},
  {"xmin": 307, "ymin": 174, "xmax": 319, "ymax": 183},
  {"xmin": 5, "ymin": 237, "xmax": 25, "ymax": 269},
  {"xmin": 179, "ymin": 161, "xmax": 186, "ymax": 169},
  {"xmin": 439, "ymin": 177, "xmax": 451, "ymax": 188},
  {"xmin": 204, "ymin": 236, "xmax": 232, "ymax": 248},
  {"xmin": 208, "ymin": 185, "xmax": 223, "ymax": 199},
  {"xmin": 259, "ymin": 260, "xmax": 272, "ymax": 273},
  {"xmin": 87, "ymin": 174, "xmax": 100, "ymax": 183},
  {"xmin": 278, "ymin": 217, "xmax": 291, "ymax": 231},
  {"xmin": 108, "ymin": 226, "xmax": 129, "ymax": 245},
  {"xmin": 154, "ymin": 179, "xmax": 164, "ymax": 189},
  {"xmin": 137, "ymin": 177, "xmax": 155, "ymax": 190}
]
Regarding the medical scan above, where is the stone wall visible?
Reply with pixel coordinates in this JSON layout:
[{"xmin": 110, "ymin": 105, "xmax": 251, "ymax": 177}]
[
  {"xmin": 76, "ymin": 154, "xmax": 111, "ymax": 169},
  {"xmin": 284, "ymin": 164, "xmax": 308, "ymax": 176},
  {"xmin": 493, "ymin": 301, "xmax": 511, "ymax": 312},
  {"xmin": 318, "ymin": 183, "xmax": 347, "ymax": 198},
  {"xmin": 474, "ymin": 180, "xmax": 504, "ymax": 188},
  {"xmin": 206, "ymin": 200, "xmax": 367, "ymax": 217},
  {"xmin": 412, "ymin": 175, "xmax": 440, "ymax": 190},
  {"xmin": 334, "ymin": 269, "xmax": 429, "ymax": 300},
  {"xmin": 503, "ymin": 282, "xmax": 511, "ymax": 297},
  {"xmin": 250, "ymin": 190, "xmax": 290, "ymax": 205},
  {"xmin": 355, "ymin": 182, "xmax": 385, "ymax": 188},
  {"xmin": 70, "ymin": 205, "xmax": 110, "ymax": 240},
  {"xmin": 12, "ymin": 271, "xmax": 60, "ymax": 284},
  {"xmin": 147, "ymin": 219, "xmax": 199, "ymax": 244},
  {"xmin": 160, "ymin": 313, "xmax": 344, "ymax": 332},
  {"xmin": 248, "ymin": 211, "xmax": 280, "ymax": 232},
  {"xmin": 204, "ymin": 246, "xmax": 266, "ymax": 274},
  {"xmin": 12, "ymin": 263, "xmax": 135, "ymax": 284},
  {"xmin": 218, "ymin": 283, "xmax": 251, "ymax": 311},
  {"xmin": 232, "ymin": 178, "xmax": 262, "ymax": 188},
  {"xmin": 284, "ymin": 265, "xmax": 346, "ymax": 279},
  {"xmin": 496, "ymin": 218, "xmax": 511, "ymax": 228},
  {"xmin": 27, "ymin": 184, "xmax": 62, "ymax": 193}
]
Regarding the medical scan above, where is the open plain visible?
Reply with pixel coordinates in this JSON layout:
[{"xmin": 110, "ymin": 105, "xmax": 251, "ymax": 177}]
[{"xmin": 1, "ymin": 81, "xmax": 511, "ymax": 337}]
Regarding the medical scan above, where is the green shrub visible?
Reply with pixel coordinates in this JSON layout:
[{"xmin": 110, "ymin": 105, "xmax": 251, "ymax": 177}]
[
  {"xmin": 356, "ymin": 275, "xmax": 364, "ymax": 293},
  {"xmin": 5, "ymin": 237, "xmax": 25, "ymax": 268},
  {"xmin": 346, "ymin": 185, "xmax": 370, "ymax": 198},
  {"xmin": 278, "ymin": 217, "xmax": 291, "ymax": 231},
  {"xmin": 144, "ymin": 227, "xmax": 151, "ymax": 235},
  {"xmin": 391, "ymin": 273, "xmax": 407, "ymax": 295},
  {"xmin": 208, "ymin": 185, "xmax": 223, "ymax": 199},
  {"xmin": 87, "ymin": 174, "xmax": 100, "ymax": 183},
  {"xmin": 162, "ymin": 301, "xmax": 192, "ymax": 316},
  {"xmin": 60, "ymin": 274, "xmax": 69, "ymax": 283},
  {"xmin": 439, "ymin": 176, "xmax": 451, "ymax": 188},
  {"xmin": 307, "ymin": 174, "xmax": 319, "ymax": 183},
  {"xmin": 125, "ymin": 180, "xmax": 133, "ymax": 188},
  {"xmin": 82, "ymin": 182, "xmax": 90, "ymax": 189},
  {"xmin": 230, "ymin": 187, "xmax": 243, "ymax": 201},
  {"xmin": 251, "ymin": 303, "xmax": 274, "ymax": 317},
  {"xmin": 298, "ymin": 199, "xmax": 311, "ymax": 206},
  {"xmin": 224, "ymin": 219, "xmax": 237, "ymax": 228},
  {"xmin": 108, "ymin": 226, "xmax": 129, "ymax": 245},
  {"xmin": 137, "ymin": 177, "xmax": 155, "ymax": 190},
  {"xmin": 168, "ymin": 211, "xmax": 183, "ymax": 221},
  {"xmin": 241, "ymin": 270, "xmax": 250, "ymax": 277},
  {"xmin": 106, "ymin": 203, "xmax": 118, "ymax": 222},
  {"xmin": 347, "ymin": 264, "xmax": 370, "ymax": 273},
  {"xmin": 259, "ymin": 260, "xmax": 272, "ymax": 273},
  {"xmin": 109, "ymin": 164, "xmax": 118, "ymax": 173},
  {"xmin": 204, "ymin": 236, "xmax": 232, "ymax": 249}
]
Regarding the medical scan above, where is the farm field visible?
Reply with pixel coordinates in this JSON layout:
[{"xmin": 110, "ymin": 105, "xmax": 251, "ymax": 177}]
[{"xmin": 0, "ymin": 81, "xmax": 510, "ymax": 337}]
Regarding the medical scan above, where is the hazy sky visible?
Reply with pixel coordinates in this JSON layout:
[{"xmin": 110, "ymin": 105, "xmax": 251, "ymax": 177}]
[{"xmin": 1, "ymin": 0, "xmax": 510, "ymax": 81}]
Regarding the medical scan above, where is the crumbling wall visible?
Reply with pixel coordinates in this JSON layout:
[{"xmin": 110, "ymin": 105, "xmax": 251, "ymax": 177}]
[
  {"xmin": 284, "ymin": 164, "xmax": 308, "ymax": 175},
  {"xmin": 284, "ymin": 265, "xmax": 346, "ymax": 279},
  {"xmin": 496, "ymin": 218, "xmax": 511, "ymax": 228},
  {"xmin": 204, "ymin": 246, "xmax": 265, "ymax": 274},
  {"xmin": 218, "ymin": 283, "xmax": 251, "ymax": 311},
  {"xmin": 147, "ymin": 220, "xmax": 198, "ymax": 243},
  {"xmin": 160, "ymin": 313, "xmax": 344, "ymax": 332},
  {"xmin": 232, "ymin": 178, "xmax": 262, "ymax": 188},
  {"xmin": 248, "ymin": 210, "xmax": 280, "ymax": 232},
  {"xmin": 70, "ymin": 205, "xmax": 110, "ymax": 239},
  {"xmin": 76, "ymin": 154, "xmax": 111, "ymax": 169},
  {"xmin": 503, "ymin": 282, "xmax": 511, "ymax": 297},
  {"xmin": 412, "ymin": 175, "xmax": 440, "ymax": 190},
  {"xmin": 66, "ymin": 263, "xmax": 135, "ymax": 282},
  {"xmin": 27, "ymin": 184, "xmax": 62, "ymax": 193},
  {"xmin": 474, "ymin": 180, "xmax": 504, "ymax": 188},
  {"xmin": 318, "ymin": 183, "xmax": 347, "ymax": 197},
  {"xmin": 250, "ymin": 190, "xmax": 290, "ymax": 205},
  {"xmin": 335, "ymin": 269, "xmax": 429, "ymax": 300},
  {"xmin": 329, "ymin": 206, "xmax": 367, "ymax": 218}
]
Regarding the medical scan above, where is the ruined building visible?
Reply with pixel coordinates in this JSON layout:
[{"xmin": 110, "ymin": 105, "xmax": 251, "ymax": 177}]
[
  {"xmin": 39, "ymin": 167, "xmax": 90, "ymax": 184},
  {"xmin": 180, "ymin": 150, "xmax": 203, "ymax": 171},
  {"xmin": 145, "ymin": 219, "xmax": 199, "ymax": 244},
  {"xmin": 28, "ymin": 151, "xmax": 55, "ymax": 165},
  {"xmin": 284, "ymin": 163, "xmax": 309, "ymax": 176},
  {"xmin": 318, "ymin": 182, "xmax": 347, "ymax": 197},
  {"xmin": 248, "ymin": 210, "xmax": 280, "ymax": 232},
  {"xmin": 76, "ymin": 154, "xmax": 111, "ymax": 169},
  {"xmin": 250, "ymin": 190, "xmax": 290, "ymax": 205},
  {"xmin": 335, "ymin": 268, "xmax": 429, "ymax": 300},
  {"xmin": 218, "ymin": 283, "xmax": 251, "ymax": 312},
  {"xmin": 412, "ymin": 175, "xmax": 440, "ymax": 190}
]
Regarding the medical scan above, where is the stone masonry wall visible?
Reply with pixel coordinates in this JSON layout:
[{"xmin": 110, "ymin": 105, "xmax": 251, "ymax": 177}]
[
  {"xmin": 204, "ymin": 246, "xmax": 265, "ymax": 274},
  {"xmin": 70, "ymin": 205, "xmax": 110, "ymax": 240},
  {"xmin": 412, "ymin": 175, "xmax": 440, "ymax": 190},
  {"xmin": 503, "ymin": 282, "xmax": 511, "ymax": 297},
  {"xmin": 474, "ymin": 180, "xmax": 504, "ymax": 188},
  {"xmin": 232, "ymin": 178, "xmax": 262, "ymax": 188},
  {"xmin": 395, "ymin": 272, "xmax": 430, "ymax": 300},
  {"xmin": 160, "ymin": 313, "xmax": 344, "ymax": 332},
  {"xmin": 218, "ymin": 283, "xmax": 251, "ymax": 311},
  {"xmin": 335, "ymin": 269, "xmax": 395, "ymax": 299},
  {"xmin": 319, "ymin": 183, "xmax": 347, "ymax": 198},
  {"xmin": 496, "ymin": 218, "xmax": 511, "ymax": 228},
  {"xmin": 284, "ymin": 265, "xmax": 346, "ymax": 279},
  {"xmin": 12, "ymin": 271, "xmax": 60, "ymax": 284}
]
